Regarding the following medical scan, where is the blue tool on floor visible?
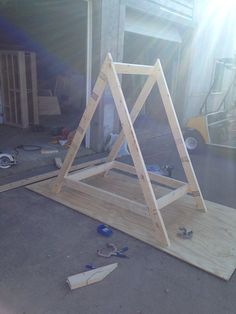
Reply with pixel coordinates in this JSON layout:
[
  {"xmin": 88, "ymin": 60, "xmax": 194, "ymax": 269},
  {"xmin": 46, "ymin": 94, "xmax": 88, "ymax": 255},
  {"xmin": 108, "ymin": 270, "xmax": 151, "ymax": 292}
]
[
  {"xmin": 97, "ymin": 224, "xmax": 113, "ymax": 237},
  {"xmin": 85, "ymin": 264, "xmax": 96, "ymax": 270}
]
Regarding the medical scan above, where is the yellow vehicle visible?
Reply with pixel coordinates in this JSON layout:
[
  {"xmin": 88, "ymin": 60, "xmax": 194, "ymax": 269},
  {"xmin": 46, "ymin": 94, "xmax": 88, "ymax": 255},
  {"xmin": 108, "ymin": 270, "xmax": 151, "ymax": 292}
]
[
  {"xmin": 183, "ymin": 59, "xmax": 236, "ymax": 153},
  {"xmin": 184, "ymin": 111, "xmax": 232, "ymax": 152}
]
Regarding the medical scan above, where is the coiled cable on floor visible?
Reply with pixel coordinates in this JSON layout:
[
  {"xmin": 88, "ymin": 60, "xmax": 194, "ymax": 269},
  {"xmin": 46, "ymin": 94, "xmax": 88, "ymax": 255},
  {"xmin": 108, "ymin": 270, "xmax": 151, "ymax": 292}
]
[{"xmin": 14, "ymin": 145, "xmax": 41, "ymax": 155}]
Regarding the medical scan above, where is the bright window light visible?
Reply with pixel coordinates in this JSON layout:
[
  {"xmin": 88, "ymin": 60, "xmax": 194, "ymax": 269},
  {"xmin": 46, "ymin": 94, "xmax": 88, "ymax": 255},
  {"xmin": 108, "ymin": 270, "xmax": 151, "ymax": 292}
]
[{"xmin": 214, "ymin": 0, "xmax": 236, "ymax": 9}]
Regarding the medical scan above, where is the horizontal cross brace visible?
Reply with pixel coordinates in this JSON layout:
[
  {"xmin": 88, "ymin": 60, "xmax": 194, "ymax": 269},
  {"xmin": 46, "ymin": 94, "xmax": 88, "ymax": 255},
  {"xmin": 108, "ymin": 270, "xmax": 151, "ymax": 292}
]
[
  {"xmin": 114, "ymin": 62, "xmax": 154, "ymax": 75},
  {"xmin": 64, "ymin": 178, "xmax": 148, "ymax": 217},
  {"xmin": 67, "ymin": 162, "xmax": 114, "ymax": 181},
  {"xmin": 113, "ymin": 161, "xmax": 185, "ymax": 189},
  {"xmin": 156, "ymin": 184, "xmax": 189, "ymax": 210}
]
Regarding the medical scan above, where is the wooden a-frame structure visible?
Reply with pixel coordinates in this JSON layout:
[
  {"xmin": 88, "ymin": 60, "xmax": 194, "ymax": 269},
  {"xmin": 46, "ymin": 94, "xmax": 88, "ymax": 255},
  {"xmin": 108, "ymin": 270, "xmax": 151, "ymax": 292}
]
[{"xmin": 52, "ymin": 53, "xmax": 207, "ymax": 247}]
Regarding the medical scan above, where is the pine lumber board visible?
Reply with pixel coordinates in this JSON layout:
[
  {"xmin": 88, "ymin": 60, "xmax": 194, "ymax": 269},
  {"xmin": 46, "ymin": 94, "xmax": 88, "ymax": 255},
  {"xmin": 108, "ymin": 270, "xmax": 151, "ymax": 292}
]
[
  {"xmin": 0, "ymin": 157, "xmax": 106, "ymax": 193},
  {"xmin": 27, "ymin": 171, "xmax": 236, "ymax": 280},
  {"xmin": 65, "ymin": 177, "xmax": 148, "ymax": 217},
  {"xmin": 67, "ymin": 162, "xmax": 113, "ymax": 181},
  {"xmin": 156, "ymin": 184, "xmax": 189, "ymax": 210},
  {"xmin": 18, "ymin": 51, "xmax": 29, "ymax": 128},
  {"xmin": 30, "ymin": 52, "xmax": 39, "ymax": 125},
  {"xmin": 155, "ymin": 60, "xmax": 207, "ymax": 212},
  {"xmin": 114, "ymin": 62, "xmax": 153, "ymax": 75},
  {"xmin": 113, "ymin": 161, "xmax": 184, "ymax": 189}
]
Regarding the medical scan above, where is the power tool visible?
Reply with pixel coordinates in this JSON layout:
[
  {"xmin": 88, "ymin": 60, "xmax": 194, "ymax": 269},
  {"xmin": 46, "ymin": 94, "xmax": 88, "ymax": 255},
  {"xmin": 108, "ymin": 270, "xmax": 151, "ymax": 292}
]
[{"xmin": 0, "ymin": 152, "xmax": 17, "ymax": 169}]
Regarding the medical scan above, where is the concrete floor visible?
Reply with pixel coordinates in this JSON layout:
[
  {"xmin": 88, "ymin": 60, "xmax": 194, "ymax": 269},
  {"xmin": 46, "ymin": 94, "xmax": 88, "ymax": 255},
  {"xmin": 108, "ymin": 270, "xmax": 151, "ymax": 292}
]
[
  {"xmin": 0, "ymin": 123, "xmax": 93, "ymax": 185},
  {"xmin": 0, "ymin": 114, "xmax": 168, "ymax": 185},
  {"xmin": 0, "ymin": 105, "xmax": 85, "ymax": 177},
  {"xmin": 1, "ymin": 131, "xmax": 236, "ymax": 313}
]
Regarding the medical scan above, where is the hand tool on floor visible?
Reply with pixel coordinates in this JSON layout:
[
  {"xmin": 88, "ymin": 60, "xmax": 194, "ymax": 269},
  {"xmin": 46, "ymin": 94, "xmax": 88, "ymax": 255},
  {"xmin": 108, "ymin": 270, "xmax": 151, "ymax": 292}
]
[
  {"xmin": 147, "ymin": 164, "xmax": 174, "ymax": 178},
  {"xmin": 97, "ymin": 243, "xmax": 129, "ymax": 258},
  {"xmin": 177, "ymin": 227, "xmax": 193, "ymax": 239}
]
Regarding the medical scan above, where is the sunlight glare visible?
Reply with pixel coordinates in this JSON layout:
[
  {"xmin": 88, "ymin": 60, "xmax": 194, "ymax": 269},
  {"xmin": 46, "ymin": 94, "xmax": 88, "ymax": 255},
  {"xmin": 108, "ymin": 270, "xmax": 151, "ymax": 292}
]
[{"xmin": 214, "ymin": 0, "xmax": 236, "ymax": 10}]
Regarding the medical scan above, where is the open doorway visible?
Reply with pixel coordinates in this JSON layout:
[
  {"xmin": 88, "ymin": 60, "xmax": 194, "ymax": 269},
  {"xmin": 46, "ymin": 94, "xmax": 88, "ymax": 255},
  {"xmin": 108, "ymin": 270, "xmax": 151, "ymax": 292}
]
[{"xmin": 0, "ymin": 0, "xmax": 93, "ymax": 183}]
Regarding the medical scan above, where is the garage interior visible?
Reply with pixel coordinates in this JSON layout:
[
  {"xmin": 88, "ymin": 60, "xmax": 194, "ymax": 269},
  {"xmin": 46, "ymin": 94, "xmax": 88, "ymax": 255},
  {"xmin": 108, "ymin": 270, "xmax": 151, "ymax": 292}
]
[
  {"xmin": 0, "ymin": 0, "xmax": 186, "ymax": 180},
  {"xmin": 0, "ymin": 0, "xmax": 92, "ymax": 182},
  {"xmin": 1, "ymin": 1, "xmax": 236, "ymax": 314}
]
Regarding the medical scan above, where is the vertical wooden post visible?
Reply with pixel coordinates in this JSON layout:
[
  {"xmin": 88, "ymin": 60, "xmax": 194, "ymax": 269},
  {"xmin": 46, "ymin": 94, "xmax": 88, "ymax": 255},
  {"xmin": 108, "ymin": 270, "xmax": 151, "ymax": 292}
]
[
  {"xmin": 107, "ymin": 54, "xmax": 170, "ymax": 247},
  {"xmin": 5, "ymin": 54, "xmax": 12, "ymax": 123},
  {"xmin": 30, "ymin": 52, "xmax": 39, "ymax": 125},
  {"xmin": 155, "ymin": 60, "xmax": 207, "ymax": 212},
  {"xmin": 0, "ymin": 53, "xmax": 5, "ymax": 123},
  {"xmin": 18, "ymin": 51, "xmax": 29, "ymax": 128},
  {"xmin": 11, "ymin": 55, "xmax": 18, "ymax": 124},
  {"xmin": 52, "ymin": 56, "xmax": 109, "ymax": 194}
]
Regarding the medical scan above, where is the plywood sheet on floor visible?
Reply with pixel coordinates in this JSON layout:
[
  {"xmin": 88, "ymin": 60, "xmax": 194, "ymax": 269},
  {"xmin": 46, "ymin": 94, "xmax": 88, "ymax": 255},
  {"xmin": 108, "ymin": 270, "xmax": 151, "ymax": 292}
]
[{"xmin": 27, "ymin": 171, "xmax": 236, "ymax": 280}]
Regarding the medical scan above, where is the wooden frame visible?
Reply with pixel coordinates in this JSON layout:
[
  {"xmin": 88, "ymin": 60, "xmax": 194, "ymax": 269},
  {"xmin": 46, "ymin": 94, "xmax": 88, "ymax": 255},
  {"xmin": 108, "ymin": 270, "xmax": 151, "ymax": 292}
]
[
  {"xmin": 52, "ymin": 53, "xmax": 207, "ymax": 248},
  {"xmin": 0, "ymin": 50, "xmax": 38, "ymax": 127}
]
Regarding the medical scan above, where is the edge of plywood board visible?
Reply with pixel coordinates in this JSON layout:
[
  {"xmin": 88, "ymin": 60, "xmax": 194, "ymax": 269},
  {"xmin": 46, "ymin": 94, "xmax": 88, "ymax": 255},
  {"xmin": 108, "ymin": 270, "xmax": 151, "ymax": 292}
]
[{"xmin": 26, "ymin": 173, "xmax": 236, "ymax": 280}]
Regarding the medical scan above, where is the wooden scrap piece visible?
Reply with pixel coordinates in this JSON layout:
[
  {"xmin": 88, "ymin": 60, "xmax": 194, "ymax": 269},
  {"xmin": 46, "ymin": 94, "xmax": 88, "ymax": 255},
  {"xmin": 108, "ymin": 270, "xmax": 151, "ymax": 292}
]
[
  {"xmin": 67, "ymin": 263, "xmax": 118, "ymax": 290},
  {"xmin": 41, "ymin": 148, "xmax": 59, "ymax": 154},
  {"xmin": 54, "ymin": 157, "xmax": 63, "ymax": 169},
  {"xmin": 38, "ymin": 96, "xmax": 61, "ymax": 115}
]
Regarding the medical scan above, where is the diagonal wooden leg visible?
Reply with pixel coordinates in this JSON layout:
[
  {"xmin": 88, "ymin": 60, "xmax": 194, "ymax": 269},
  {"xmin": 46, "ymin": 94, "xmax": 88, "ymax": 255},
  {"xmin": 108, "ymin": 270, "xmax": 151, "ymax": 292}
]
[
  {"xmin": 107, "ymin": 54, "xmax": 170, "ymax": 247},
  {"xmin": 52, "ymin": 56, "xmax": 109, "ymax": 194},
  {"xmin": 105, "ymin": 62, "xmax": 158, "ymax": 173},
  {"xmin": 155, "ymin": 60, "xmax": 207, "ymax": 212}
]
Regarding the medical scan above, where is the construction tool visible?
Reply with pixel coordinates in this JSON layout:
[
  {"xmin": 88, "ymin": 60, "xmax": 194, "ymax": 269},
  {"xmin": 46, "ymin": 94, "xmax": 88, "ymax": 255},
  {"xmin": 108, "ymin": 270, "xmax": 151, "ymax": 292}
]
[
  {"xmin": 0, "ymin": 152, "xmax": 17, "ymax": 169},
  {"xmin": 97, "ymin": 243, "xmax": 128, "ymax": 258},
  {"xmin": 97, "ymin": 224, "xmax": 113, "ymax": 237},
  {"xmin": 147, "ymin": 164, "xmax": 174, "ymax": 177},
  {"xmin": 177, "ymin": 227, "xmax": 193, "ymax": 239},
  {"xmin": 0, "ymin": 144, "xmax": 42, "ymax": 169}
]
